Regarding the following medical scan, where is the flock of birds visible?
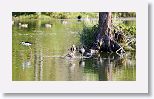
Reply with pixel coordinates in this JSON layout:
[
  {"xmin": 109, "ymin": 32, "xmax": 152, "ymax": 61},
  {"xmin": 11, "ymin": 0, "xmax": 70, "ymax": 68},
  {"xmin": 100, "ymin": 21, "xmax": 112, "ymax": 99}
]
[
  {"xmin": 65, "ymin": 44, "xmax": 97, "ymax": 59},
  {"xmin": 20, "ymin": 41, "xmax": 96, "ymax": 59}
]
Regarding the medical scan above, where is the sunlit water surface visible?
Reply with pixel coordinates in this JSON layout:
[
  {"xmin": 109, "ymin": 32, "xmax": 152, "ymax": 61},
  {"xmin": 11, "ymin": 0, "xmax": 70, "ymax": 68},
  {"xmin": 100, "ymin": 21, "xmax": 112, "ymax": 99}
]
[{"xmin": 12, "ymin": 19, "xmax": 136, "ymax": 81}]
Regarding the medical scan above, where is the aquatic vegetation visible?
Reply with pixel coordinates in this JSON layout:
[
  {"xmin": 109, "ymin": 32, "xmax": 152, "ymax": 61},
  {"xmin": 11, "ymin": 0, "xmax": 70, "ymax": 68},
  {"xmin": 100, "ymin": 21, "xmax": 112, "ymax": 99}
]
[{"xmin": 115, "ymin": 23, "xmax": 136, "ymax": 36}]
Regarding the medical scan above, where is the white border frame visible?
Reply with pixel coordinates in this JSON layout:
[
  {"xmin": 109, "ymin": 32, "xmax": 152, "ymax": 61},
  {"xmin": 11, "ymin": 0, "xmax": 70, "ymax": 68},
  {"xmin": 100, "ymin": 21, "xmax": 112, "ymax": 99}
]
[{"xmin": 0, "ymin": 0, "xmax": 148, "ymax": 93}]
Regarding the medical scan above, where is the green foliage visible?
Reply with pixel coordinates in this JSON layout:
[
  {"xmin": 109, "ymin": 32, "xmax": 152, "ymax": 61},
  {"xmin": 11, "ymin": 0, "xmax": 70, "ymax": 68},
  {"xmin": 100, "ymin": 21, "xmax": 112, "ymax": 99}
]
[
  {"xmin": 116, "ymin": 23, "xmax": 136, "ymax": 35},
  {"xmin": 12, "ymin": 12, "xmax": 98, "ymax": 19},
  {"xmin": 113, "ymin": 20, "xmax": 136, "ymax": 36},
  {"xmin": 80, "ymin": 20, "xmax": 136, "ymax": 50},
  {"xmin": 112, "ymin": 12, "xmax": 136, "ymax": 18},
  {"xmin": 79, "ymin": 25, "xmax": 98, "ymax": 48},
  {"xmin": 13, "ymin": 12, "xmax": 136, "ymax": 20}
]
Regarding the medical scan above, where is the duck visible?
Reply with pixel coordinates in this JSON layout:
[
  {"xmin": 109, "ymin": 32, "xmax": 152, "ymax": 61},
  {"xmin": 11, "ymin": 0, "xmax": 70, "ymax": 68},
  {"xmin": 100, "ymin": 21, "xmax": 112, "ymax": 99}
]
[
  {"xmin": 45, "ymin": 24, "xmax": 52, "ymax": 28},
  {"xmin": 79, "ymin": 47, "xmax": 85, "ymax": 57},
  {"xmin": 20, "ymin": 41, "xmax": 32, "ymax": 46},
  {"xmin": 65, "ymin": 52, "xmax": 75, "ymax": 59},
  {"xmin": 85, "ymin": 49, "xmax": 96, "ymax": 58},
  {"xmin": 70, "ymin": 44, "xmax": 76, "ymax": 53},
  {"xmin": 90, "ymin": 49, "xmax": 99, "ymax": 54},
  {"xmin": 19, "ymin": 23, "xmax": 28, "ymax": 28},
  {"xmin": 77, "ymin": 15, "xmax": 82, "ymax": 20},
  {"xmin": 85, "ymin": 52, "xmax": 92, "ymax": 58}
]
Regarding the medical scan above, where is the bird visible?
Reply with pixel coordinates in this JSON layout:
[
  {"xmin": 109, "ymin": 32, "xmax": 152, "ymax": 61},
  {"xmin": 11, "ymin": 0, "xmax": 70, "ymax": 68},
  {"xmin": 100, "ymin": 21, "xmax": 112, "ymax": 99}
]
[
  {"xmin": 85, "ymin": 49, "xmax": 97, "ymax": 58},
  {"xmin": 19, "ymin": 23, "xmax": 28, "ymax": 28},
  {"xmin": 62, "ymin": 20, "xmax": 68, "ymax": 24},
  {"xmin": 97, "ymin": 38, "xmax": 103, "ymax": 48},
  {"xmin": 91, "ymin": 49, "xmax": 99, "ymax": 55},
  {"xmin": 77, "ymin": 15, "xmax": 82, "ymax": 20},
  {"xmin": 85, "ymin": 52, "xmax": 92, "ymax": 58},
  {"xmin": 20, "ymin": 41, "xmax": 32, "ymax": 46},
  {"xmin": 45, "ymin": 24, "xmax": 52, "ymax": 28},
  {"xmin": 65, "ymin": 52, "xmax": 75, "ymax": 59},
  {"xmin": 22, "ymin": 60, "xmax": 31, "ymax": 70},
  {"xmin": 79, "ymin": 47, "xmax": 85, "ymax": 57},
  {"xmin": 70, "ymin": 44, "xmax": 76, "ymax": 53}
]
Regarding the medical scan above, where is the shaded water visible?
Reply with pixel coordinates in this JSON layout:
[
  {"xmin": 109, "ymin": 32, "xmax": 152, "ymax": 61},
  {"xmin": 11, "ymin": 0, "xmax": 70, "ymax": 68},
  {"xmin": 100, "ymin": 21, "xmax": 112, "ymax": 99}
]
[{"xmin": 12, "ymin": 19, "xmax": 136, "ymax": 81}]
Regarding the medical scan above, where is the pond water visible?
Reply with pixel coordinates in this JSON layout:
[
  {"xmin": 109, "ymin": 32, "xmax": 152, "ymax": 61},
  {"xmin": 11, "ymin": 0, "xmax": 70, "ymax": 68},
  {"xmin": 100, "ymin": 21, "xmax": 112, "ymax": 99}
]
[{"xmin": 12, "ymin": 19, "xmax": 136, "ymax": 81}]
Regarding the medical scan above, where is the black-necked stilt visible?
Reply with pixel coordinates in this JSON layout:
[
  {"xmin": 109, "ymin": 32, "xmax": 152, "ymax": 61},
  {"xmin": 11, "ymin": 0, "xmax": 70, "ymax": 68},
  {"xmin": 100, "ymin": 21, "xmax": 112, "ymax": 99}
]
[
  {"xmin": 19, "ymin": 23, "xmax": 28, "ymax": 28},
  {"xmin": 45, "ymin": 24, "xmax": 52, "ymax": 28},
  {"xmin": 20, "ymin": 41, "xmax": 32, "ymax": 46},
  {"xmin": 79, "ymin": 47, "xmax": 85, "ymax": 57}
]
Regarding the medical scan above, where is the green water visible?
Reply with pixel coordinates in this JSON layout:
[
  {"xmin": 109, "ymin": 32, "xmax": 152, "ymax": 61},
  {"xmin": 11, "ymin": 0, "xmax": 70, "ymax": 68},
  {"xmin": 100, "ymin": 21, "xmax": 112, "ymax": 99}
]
[{"xmin": 12, "ymin": 19, "xmax": 136, "ymax": 81}]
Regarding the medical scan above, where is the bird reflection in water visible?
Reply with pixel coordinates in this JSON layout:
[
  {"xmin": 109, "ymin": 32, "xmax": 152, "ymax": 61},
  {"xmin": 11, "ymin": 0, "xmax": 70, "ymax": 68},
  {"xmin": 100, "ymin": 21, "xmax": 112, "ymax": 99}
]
[
  {"xmin": 96, "ymin": 53, "xmax": 123, "ymax": 81},
  {"xmin": 79, "ymin": 59, "xmax": 85, "ymax": 68},
  {"xmin": 68, "ymin": 62, "xmax": 76, "ymax": 80},
  {"xmin": 22, "ymin": 60, "xmax": 31, "ymax": 70}
]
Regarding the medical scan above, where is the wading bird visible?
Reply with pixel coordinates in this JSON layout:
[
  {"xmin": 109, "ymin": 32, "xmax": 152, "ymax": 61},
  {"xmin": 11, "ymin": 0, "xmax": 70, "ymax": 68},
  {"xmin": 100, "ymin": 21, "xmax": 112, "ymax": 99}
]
[{"xmin": 20, "ymin": 41, "xmax": 32, "ymax": 46}]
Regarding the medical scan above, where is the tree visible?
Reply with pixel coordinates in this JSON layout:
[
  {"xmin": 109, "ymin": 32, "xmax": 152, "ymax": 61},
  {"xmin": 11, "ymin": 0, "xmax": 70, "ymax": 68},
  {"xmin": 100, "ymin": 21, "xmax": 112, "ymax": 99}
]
[
  {"xmin": 98, "ymin": 12, "xmax": 112, "ymax": 36},
  {"xmin": 93, "ymin": 12, "xmax": 125, "ymax": 53}
]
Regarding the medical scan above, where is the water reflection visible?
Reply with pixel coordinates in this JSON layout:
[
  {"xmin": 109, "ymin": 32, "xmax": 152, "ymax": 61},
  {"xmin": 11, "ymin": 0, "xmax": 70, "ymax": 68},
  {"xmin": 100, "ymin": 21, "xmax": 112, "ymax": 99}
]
[
  {"xmin": 22, "ymin": 60, "xmax": 31, "ymax": 70},
  {"xmin": 79, "ymin": 59, "xmax": 85, "ymax": 68},
  {"xmin": 34, "ymin": 48, "xmax": 43, "ymax": 81},
  {"xmin": 12, "ymin": 19, "xmax": 136, "ymax": 81},
  {"xmin": 81, "ymin": 52, "xmax": 135, "ymax": 81}
]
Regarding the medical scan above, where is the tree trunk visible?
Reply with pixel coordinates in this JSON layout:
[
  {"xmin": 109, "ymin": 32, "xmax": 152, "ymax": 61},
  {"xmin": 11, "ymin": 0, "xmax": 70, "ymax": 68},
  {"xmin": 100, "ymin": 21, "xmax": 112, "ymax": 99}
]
[
  {"xmin": 93, "ymin": 12, "xmax": 125, "ymax": 53},
  {"xmin": 96, "ymin": 12, "xmax": 112, "ymax": 52},
  {"xmin": 98, "ymin": 12, "xmax": 112, "ymax": 36}
]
